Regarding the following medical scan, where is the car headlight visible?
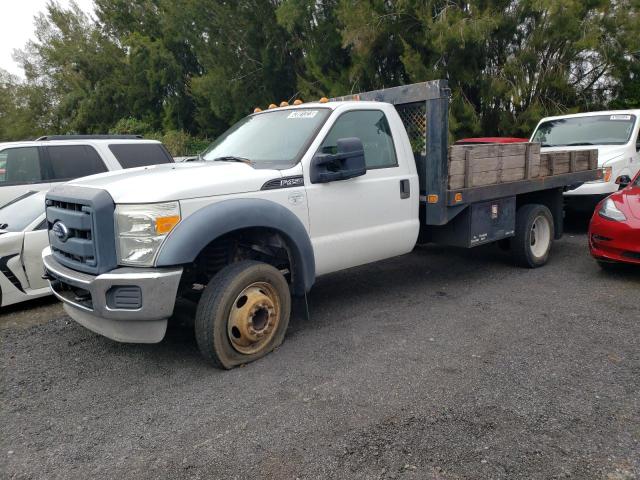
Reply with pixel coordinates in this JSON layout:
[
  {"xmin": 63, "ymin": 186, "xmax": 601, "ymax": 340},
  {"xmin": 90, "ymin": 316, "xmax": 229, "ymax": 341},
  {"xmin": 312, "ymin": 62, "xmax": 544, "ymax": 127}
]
[
  {"xmin": 115, "ymin": 202, "xmax": 181, "ymax": 266},
  {"xmin": 598, "ymin": 198, "xmax": 626, "ymax": 222}
]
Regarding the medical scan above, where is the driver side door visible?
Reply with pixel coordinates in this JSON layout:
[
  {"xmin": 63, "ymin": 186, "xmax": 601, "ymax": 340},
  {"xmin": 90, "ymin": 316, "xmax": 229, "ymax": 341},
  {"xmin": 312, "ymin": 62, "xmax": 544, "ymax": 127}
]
[{"xmin": 304, "ymin": 108, "xmax": 419, "ymax": 276}]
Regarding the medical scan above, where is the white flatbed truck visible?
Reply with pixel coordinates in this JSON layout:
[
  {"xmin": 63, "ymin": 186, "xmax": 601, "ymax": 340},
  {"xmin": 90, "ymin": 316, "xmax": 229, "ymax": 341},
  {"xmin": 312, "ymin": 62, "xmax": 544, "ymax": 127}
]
[{"xmin": 42, "ymin": 80, "xmax": 599, "ymax": 368}]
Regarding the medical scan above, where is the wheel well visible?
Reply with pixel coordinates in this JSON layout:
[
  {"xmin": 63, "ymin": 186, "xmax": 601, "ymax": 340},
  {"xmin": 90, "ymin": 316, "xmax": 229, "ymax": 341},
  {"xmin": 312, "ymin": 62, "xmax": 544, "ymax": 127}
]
[
  {"xmin": 516, "ymin": 188, "xmax": 564, "ymax": 239},
  {"xmin": 177, "ymin": 227, "xmax": 295, "ymax": 301}
]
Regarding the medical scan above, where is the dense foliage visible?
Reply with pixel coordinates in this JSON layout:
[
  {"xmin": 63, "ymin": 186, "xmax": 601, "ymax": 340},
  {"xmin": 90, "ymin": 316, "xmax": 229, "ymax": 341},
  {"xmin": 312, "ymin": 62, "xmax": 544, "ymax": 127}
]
[{"xmin": 1, "ymin": 0, "xmax": 639, "ymax": 154}]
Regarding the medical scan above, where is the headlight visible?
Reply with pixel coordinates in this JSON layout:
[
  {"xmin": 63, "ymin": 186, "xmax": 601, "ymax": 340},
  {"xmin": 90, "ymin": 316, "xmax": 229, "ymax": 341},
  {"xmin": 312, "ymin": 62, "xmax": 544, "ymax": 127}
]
[
  {"xmin": 115, "ymin": 202, "xmax": 181, "ymax": 266},
  {"xmin": 598, "ymin": 166, "xmax": 612, "ymax": 183},
  {"xmin": 598, "ymin": 198, "xmax": 626, "ymax": 222}
]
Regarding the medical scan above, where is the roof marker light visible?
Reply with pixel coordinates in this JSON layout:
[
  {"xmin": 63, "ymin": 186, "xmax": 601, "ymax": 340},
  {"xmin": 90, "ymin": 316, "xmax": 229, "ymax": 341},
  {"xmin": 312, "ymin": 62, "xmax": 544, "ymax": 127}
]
[
  {"xmin": 293, "ymin": 99, "xmax": 303, "ymax": 105},
  {"xmin": 268, "ymin": 103, "xmax": 277, "ymax": 109},
  {"xmin": 253, "ymin": 107, "xmax": 262, "ymax": 113},
  {"xmin": 280, "ymin": 101, "xmax": 289, "ymax": 107}
]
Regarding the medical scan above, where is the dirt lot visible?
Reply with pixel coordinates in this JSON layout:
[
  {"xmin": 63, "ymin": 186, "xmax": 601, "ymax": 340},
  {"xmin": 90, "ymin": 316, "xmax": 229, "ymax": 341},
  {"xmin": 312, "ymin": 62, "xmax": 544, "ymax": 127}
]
[{"xmin": 1, "ymin": 225, "xmax": 639, "ymax": 480}]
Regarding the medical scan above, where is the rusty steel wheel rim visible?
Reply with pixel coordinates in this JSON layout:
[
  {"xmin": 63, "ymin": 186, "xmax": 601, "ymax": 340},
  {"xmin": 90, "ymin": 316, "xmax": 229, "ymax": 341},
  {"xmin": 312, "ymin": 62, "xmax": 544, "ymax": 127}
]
[{"xmin": 227, "ymin": 282, "xmax": 281, "ymax": 355}]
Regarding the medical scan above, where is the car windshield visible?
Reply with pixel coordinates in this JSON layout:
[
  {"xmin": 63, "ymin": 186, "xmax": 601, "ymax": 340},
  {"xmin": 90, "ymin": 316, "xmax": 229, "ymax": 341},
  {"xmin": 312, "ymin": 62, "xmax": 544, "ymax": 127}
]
[
  {"xmin": 532, "ymin": 114, "xmax": 636, "ymax": 147},
  {"xmin": 0, "ymin": 191, "xmax": 45, "ymax": 232},
  {"xmin": 201, "ymin": 108, "xmax": 331, "ymax": 168}
]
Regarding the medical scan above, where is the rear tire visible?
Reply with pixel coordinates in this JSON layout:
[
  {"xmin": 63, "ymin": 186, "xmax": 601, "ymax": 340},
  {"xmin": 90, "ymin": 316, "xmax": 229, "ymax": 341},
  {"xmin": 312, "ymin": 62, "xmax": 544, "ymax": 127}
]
[
  {"xmin": 512, "ymin": 204, "xmax": 554, "ymax": 268},
  {"xmin": 195, "ymin": 260, "xmax": 291, "ymax": 369}
]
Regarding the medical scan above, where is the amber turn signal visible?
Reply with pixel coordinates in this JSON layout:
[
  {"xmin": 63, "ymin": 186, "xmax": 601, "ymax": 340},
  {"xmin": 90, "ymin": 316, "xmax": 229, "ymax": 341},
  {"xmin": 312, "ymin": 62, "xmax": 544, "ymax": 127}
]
[{"xmin": 155, "ymin": 215, "xmax": 181, "ymax": 235}]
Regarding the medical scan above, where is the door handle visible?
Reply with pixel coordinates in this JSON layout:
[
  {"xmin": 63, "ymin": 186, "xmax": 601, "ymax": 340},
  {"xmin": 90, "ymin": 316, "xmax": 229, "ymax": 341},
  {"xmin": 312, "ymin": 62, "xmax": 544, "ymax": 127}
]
[{"xmin": 400, "ymin": 179, "xmax": 410, "ymax": 199}]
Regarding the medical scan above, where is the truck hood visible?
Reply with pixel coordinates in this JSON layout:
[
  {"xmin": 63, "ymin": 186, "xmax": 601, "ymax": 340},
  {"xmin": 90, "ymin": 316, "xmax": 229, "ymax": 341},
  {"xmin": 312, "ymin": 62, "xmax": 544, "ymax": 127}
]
[
  {"xmin": 539, "ymin": 144, "xmax": 628, "ymax": 167},
  {"xmin": 66, "ymin": 162, "xmax": 282, "ymax": 203}
]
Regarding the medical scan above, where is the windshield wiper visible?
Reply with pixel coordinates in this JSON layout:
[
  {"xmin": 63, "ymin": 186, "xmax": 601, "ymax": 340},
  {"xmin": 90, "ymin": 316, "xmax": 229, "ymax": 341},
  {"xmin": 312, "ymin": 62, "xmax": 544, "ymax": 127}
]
[
  {"xmin": 212, "ymin": 156, "xmax": 253, "ymax": 165},
  {"xmin": 561, "ymin": 142, "xmax": 596, "ymax": 146}
]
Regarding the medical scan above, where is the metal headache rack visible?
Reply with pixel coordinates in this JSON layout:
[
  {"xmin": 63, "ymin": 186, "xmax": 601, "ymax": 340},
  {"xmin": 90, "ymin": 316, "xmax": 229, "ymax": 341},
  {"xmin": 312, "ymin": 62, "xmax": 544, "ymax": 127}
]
[{"xmin": 332, "ymin": 80, "xmax": 600, "ymax": 227}]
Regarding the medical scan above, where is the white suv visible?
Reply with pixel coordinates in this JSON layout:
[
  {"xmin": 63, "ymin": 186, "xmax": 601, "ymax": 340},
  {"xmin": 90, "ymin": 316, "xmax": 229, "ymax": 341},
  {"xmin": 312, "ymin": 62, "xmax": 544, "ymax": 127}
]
[{"xmin": 0, "ymin": 135, "xmax": 174, "ymax": 207}]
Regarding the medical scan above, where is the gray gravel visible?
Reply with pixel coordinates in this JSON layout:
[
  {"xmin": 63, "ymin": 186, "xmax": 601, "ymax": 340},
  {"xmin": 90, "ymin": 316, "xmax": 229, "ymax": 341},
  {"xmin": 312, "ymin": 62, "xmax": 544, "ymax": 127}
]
[{"xmin": 1, "ymin": 227, "xmax": 639, "ymax": 480}]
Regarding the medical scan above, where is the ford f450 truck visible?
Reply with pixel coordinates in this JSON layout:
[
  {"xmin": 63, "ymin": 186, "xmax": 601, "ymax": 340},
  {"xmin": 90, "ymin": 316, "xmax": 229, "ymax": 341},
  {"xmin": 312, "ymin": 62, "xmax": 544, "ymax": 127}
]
[{"xmin": 42, "ymin": 80, "xmax": 599, "ymax": 368}]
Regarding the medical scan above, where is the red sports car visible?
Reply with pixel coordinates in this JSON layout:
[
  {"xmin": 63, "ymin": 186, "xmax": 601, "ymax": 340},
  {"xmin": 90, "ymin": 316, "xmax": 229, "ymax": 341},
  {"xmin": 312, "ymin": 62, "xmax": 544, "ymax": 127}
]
[{"xmin": 589, "ymin": 172, "xmax": 640, "ymax": 267}]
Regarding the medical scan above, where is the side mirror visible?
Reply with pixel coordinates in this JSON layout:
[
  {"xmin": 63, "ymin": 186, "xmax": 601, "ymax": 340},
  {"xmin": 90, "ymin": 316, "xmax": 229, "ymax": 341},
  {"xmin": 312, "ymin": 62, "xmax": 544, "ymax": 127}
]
[
  {"xmin": 615, "ymin": 175, "xmax": 632, "ymax": 189},
  {"xmin": 310, "ymin": 137, "xmax": 366, "ymax": 184}
]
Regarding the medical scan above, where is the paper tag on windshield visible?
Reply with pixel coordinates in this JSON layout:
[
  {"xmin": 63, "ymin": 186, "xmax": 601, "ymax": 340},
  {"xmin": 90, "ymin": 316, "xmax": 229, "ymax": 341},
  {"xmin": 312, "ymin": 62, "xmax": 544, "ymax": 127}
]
[
  {"xmin": 287, "ymin": 110, "xmax": 318, "ymax": 119},
  {"xmin": 610, "ymin": 114, "xmax": 631, "ymax": 120}
]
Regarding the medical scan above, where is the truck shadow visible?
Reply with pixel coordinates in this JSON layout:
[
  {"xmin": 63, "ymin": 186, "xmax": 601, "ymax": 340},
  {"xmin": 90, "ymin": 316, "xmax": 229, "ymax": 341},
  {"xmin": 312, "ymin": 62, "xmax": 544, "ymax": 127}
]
[
  {"xmin": 131, "ymin": 242, "xmax": 506, "ymax": 367},
  {"xmin": 118, "ymin": 236, "xmax": 619, "ymax": 369}
]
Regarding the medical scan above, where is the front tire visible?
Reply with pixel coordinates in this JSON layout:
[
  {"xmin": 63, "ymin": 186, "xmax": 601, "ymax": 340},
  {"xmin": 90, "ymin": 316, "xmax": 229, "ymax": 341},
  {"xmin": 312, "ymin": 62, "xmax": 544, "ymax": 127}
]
[
  {"xmin": 512, "ymin": 204, "xmax": 554, "ymax": 268},
  {"xmin": 195, "ymin": 260, "xmax": 291, "ymax": 369}
]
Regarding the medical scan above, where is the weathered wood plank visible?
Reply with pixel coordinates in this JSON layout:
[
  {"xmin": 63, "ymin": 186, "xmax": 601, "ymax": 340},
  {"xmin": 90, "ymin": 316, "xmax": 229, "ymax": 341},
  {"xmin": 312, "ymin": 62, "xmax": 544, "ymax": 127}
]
[
  {"xmin": 449, "ymin": 142, "xmax": 531, "ymax": 162},
  {"xmin": 449, "ymin": 154, "xmax": 529, "ymax": 175},
  {"xmin": 449, "ymin": 167, "xmax": 526, "ymax": 189}
]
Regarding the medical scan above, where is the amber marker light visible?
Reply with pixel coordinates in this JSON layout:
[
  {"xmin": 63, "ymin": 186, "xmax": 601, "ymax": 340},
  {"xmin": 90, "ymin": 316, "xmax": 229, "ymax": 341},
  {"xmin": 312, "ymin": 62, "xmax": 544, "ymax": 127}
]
[
  {"xmin": 293, "ymin": 99, "xmax": 303, "ymax": 105},
  {"xmin": 319, "ymin": 97, "xmax": 329, "ymax": 103},
  {"xmin": 454, "ymin": 192, "xmax": 463, "ymax": 203},
  {"xmin": 253, "ymin": 107, "xmax": 262, "ymax": 113},
  {"xmin": 427, "ymin": 194, "xmax": 439, "ymax": 204},
  {"xmin": 155, "ymin": 215, "xmax": 181, "ymax": 235},
  {"xmin": 268, "ymin": 103, "xmax": 277, "ymax": 109}
]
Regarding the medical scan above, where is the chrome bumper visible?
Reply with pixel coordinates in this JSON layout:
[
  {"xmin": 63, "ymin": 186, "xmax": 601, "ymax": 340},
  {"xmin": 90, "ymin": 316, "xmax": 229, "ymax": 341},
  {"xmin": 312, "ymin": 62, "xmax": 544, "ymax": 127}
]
[{"xmin": 42, "ymin": 247, "xmax": 182, "ymax": 343}]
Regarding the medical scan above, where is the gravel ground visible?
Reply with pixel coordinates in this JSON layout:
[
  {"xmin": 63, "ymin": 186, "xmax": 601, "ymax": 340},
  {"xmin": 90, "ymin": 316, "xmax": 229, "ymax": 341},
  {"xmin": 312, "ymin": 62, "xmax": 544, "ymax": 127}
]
[{"xmin": 1, "ymin": 226, "xmax": 639, "ymax": 480}]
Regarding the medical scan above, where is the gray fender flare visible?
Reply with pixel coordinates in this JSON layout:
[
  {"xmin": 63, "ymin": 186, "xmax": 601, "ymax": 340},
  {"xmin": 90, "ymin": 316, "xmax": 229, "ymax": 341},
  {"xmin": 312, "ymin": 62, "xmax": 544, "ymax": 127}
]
[{"xmin": 155, "ymin": 198, "xmax": 315, "ymax": 294}]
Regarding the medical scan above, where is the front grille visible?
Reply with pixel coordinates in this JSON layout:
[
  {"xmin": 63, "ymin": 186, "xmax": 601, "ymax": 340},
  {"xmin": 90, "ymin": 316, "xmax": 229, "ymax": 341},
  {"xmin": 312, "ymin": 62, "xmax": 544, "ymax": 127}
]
[
  {"xmin": 46, "ymin": 186, "xmax": 117, "ymax": 275},
  {"xmin": 47, "ymin": 199, "xmax": 97, "ymax": 269}
]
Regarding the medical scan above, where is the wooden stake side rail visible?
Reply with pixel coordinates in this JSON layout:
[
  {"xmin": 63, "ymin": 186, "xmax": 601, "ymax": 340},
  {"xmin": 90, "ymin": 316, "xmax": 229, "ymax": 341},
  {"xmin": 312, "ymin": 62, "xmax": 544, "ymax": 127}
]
[{"xmin": 448, "ymin": 143, "xmax": 598, "ymax": 190}]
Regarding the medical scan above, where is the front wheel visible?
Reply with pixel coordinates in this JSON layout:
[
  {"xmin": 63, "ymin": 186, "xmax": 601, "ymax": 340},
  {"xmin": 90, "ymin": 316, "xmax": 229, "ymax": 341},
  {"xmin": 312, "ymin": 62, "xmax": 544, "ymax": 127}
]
[
  {"xmin": 511, "ymin": 204, "xmax": 554, "ymax": 268},
  {"xmin": 195, "ymin": 260, "xmax": 291, "ymax": 369}
]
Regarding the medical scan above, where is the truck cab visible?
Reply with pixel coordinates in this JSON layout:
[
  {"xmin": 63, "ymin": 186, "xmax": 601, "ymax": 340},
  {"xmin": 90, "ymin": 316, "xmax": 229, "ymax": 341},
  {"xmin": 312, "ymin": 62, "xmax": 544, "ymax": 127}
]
[
  {"xmin": 42, "ymin": 81, "xmax": 599, "ymax": 368},
  {"xmin": 531, "ymin": 110, "xmax": 640, "ymax": 212}
]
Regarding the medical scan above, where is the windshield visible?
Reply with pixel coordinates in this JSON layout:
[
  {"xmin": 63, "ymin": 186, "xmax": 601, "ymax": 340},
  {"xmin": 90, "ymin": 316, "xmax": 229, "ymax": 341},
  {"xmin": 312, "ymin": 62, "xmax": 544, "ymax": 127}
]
[
  {"xmin": 532, "ymin": 114, "xmax": 636, "ymax": 147},
  {"xmin": 201, "ymin": 108, "xmax": 331, "ymax": 168},
  {"xmin": 0, "ymin": 191, "xmax": 45, "ymax": 232}
]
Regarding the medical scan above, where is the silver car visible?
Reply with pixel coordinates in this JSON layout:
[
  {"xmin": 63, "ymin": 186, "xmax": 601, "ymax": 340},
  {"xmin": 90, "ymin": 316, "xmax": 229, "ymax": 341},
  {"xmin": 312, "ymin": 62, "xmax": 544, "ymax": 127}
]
[{"xmin": 0, "ymin": 191, "xmax": 50, "ymax": 307}]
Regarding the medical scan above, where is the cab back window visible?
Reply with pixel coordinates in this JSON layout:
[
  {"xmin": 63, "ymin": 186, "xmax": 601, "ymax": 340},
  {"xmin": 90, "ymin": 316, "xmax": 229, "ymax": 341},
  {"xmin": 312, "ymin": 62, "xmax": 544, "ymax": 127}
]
[{"xmin": 109, "ymin": 144, "xmax": 174, "ymax": 169}]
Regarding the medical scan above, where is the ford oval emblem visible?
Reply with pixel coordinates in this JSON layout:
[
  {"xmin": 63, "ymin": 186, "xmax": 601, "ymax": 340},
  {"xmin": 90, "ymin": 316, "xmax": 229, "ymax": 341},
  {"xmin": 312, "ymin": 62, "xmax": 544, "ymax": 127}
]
[{"xmin": 52, "ymin": 221, "xmax": 70, "ymax": 242}]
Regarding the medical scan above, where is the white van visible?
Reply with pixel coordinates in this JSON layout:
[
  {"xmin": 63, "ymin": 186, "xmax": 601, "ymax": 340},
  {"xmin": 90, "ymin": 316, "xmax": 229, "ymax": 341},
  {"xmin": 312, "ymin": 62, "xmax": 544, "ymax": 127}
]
[
  {"xmin": 531, "ymin": 110, "xmax": 640, "ymax": 212},
  {"xmin": 0, "ymin": 135, "xmax": 174, "ymax": 207}
]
